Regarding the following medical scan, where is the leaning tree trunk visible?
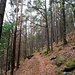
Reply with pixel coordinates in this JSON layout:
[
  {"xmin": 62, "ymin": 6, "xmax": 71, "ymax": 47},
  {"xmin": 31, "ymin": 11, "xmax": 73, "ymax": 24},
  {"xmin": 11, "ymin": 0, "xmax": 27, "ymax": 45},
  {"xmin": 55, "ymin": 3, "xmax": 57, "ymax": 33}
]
[{"xmin": 0, "ymin": 0, "xmax": 7, "ymax": 38}]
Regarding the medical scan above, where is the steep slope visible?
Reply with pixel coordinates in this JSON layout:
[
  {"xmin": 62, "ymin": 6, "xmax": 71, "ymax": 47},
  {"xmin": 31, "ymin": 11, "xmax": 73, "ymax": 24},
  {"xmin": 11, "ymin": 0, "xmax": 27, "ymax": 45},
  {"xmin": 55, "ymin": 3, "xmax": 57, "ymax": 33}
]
[
  {"xmin": 15, "ymin": 52, "xmax": 57, "ymax": 75},
  {"xmin": 7, "ymin": 31, "xmax": 75, "ymax": 75}
]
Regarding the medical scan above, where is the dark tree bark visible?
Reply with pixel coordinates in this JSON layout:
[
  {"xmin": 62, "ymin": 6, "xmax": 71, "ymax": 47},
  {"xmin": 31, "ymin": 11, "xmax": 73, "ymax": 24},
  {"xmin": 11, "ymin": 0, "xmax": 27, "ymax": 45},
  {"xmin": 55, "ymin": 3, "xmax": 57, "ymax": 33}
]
[
  {"xmin": 10, "ymin": 19, "xmax": 17, "ymax": 75},
  {"xmin": 50, "ymin": 0, "xmax": 53, "ymax": 51},
  {"xmin": 10, "ymin": 0, "xmax": 19, "ymax": 75},
  {"xmin": 0, "ymin": 0, "xmax": 7, "ymax": 38},
  {"xmin": 16, "ymin": 1, "xmax": 23, "ymax": 69},
  {"xmin": 45, "ymin": 0, "xmax": 50, "ymax": 53},
  {"xmin": 62, "ymin": 0, "xmax": 67, "ymax": 45},
  {"xmin": 5, "ymin": 32, "xmax": 10, "ymax": 75}
]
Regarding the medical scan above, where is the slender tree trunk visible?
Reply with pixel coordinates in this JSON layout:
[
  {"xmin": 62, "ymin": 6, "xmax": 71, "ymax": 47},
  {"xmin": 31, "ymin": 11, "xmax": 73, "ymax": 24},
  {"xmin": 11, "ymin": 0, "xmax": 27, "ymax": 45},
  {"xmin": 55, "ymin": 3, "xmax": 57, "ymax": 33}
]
[
  {"xmin": 5, "ymin": 32, "xmax": 10, "ymax": 75},
  {"xmin": 62, "ymin": 0, "xmax": 67, "ymax": 45},
  {"xmin": 50, "ymin": 0, "xmax": 53, "ymax": 51},
  {"xmin": 24, "ymin": 22, "xmax": 27, "ymax": 59},
  {"xmin": 16, "ymin": 1, "xmax": 23, "ymax": 69},
  {"xmin": 10, "ymin": 0, "xmax": 19, "ymax": 75},
  {"xmin": 30, "ymin": 27, "xmax": 33, "ymax": 53},
  {"xmin": 54, "ymin": 0, "xmax": 58, "ymax": 44},
  {"xmin": 45, "ymin": 0, "xmax": 50, "ymax": 53},
  {"xmin": 0, "ymin": 0, "xmax": 7, "ymax": 38}
]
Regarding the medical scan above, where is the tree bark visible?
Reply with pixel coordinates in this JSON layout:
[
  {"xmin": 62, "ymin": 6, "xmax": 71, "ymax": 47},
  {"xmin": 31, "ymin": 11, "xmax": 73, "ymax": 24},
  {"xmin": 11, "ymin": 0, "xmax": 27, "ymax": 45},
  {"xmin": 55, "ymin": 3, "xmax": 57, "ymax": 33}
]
[
  {"xmin": 62, "ymin": 0, "xmax": 67, "ymax": 45},
  {"xmin": 0, "ymin": 0, "xmax": 7, "ymax": 38},
  {"xmin": 50, "ymin": 0, "xmax": 53, "ymax": 51},
  {"xmin": 10, "ymin": 0, "xmax": 19, "ymax": 75},
  {"xmin": 45, "ymin": 0, "xmax": 50, "ymax": 53},
  {"xmin": 5, "ymin": 32, "xmax": 10, "ymax": 75},
  {"xmin": 16, "ymin": 1, "xmax": 23, "ymax": 69}
]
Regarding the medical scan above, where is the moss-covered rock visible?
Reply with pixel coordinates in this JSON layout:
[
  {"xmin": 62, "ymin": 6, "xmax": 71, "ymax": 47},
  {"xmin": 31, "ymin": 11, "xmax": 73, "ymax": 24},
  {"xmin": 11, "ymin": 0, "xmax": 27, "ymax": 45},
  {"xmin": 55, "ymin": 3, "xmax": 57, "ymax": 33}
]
[
  {"xmin": 65, "ymin": 61, "xmax": 75, "ymax": 67},
  {"xmin": 55, "ymin": 54, "xmax": 66, "ymax": 67},
  {"xmin": 63, "ymin": 61, "xmax": 75, "ymax": 72}
]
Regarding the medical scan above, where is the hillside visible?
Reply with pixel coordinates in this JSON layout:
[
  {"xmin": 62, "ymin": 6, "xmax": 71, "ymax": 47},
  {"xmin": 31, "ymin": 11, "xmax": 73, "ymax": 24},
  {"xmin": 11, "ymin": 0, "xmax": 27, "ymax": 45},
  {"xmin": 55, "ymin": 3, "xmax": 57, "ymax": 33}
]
[{"xmin": 7, "ymin": 32, "xmax": 75, "ymax": 75}]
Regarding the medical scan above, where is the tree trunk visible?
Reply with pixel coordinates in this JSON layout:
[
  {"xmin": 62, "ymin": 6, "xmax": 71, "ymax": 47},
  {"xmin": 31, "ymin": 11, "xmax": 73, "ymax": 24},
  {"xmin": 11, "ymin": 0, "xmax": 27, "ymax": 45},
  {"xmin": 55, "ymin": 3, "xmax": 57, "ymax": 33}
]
[
  {"xmin": 50, "ymin": 0, "xmax": 53, "ymax": 51},
  {"xmin": 0, "ymin": 0, "xmax": 7, "ymax": 38},
  {"xmin": 10, "ymin": 0, "xmax": 19, "ymax": 75},
  {"xmin": 45, "ymin": 0, "xmax": 50, "ymax": 53},
  {"xmin": 16, "ymin": 1, "xmax": 23, "ymax": 69},
  {"xmin": 5, "ymin": 32, "xmax": 10, "ymax": 75},
  {"xmin": 62, "ymin": 0, "xmax": 67, "ymax": 45},
  {"xmin": 24, "ymin": 23, "xmax": 27, "ymax": 59}
]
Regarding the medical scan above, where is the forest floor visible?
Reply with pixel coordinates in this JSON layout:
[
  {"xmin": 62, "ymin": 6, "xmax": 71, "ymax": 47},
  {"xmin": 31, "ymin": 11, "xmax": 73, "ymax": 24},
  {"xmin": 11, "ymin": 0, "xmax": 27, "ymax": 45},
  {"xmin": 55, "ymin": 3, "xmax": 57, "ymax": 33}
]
[
  {"xmin": 8, "ymin": 31, "xmax": 75, "ymax": 75},
  {"xmin": 16, "ymin": 51, "xmax": 58, "ymax": 75}
]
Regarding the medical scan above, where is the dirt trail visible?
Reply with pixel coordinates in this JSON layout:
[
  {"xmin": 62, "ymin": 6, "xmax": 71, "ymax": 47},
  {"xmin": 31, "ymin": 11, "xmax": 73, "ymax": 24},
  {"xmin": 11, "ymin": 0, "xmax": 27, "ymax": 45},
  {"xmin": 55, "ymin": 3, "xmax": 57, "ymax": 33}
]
[
  {"xmin": 15, "ymin": 53, "xmax": 40, "ymax": 75},
  {"xmin": 14, "ymin": 52, "xmax": 57, "ymax": 75},
  {"xmin": 34, "ymin": 52, "xmax": 57, "ymax": 75}
]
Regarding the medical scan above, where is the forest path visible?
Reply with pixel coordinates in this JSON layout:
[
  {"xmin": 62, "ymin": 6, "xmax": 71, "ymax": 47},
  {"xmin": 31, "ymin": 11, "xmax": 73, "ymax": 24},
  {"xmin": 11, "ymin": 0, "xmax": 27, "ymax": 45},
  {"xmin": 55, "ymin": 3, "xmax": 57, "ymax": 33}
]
[{"xmin": 15, "ymin": 51, "xmax": 57, "ymax": 75}]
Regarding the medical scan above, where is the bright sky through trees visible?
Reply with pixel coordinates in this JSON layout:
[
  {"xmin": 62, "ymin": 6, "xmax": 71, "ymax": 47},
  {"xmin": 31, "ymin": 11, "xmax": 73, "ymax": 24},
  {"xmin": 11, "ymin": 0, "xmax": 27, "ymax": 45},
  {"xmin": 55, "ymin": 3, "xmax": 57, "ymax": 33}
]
[{"xmin": 4, "ymin": 0, "xmax": 49, "ymax": 21}]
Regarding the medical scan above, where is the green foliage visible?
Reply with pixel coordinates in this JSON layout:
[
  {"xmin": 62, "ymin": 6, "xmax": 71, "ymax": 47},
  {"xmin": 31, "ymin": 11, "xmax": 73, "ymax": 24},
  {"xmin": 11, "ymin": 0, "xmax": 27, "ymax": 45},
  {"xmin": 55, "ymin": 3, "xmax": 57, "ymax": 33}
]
[{"xmin": 0, "ymin": 22, "xmax": 14, "ymax": 49}]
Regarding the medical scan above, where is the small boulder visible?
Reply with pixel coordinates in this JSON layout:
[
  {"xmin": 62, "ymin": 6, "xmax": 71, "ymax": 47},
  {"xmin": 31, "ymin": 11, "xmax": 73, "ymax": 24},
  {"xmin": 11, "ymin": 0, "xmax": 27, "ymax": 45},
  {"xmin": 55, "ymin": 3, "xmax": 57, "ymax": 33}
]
[
  {"xmin": 50, "ymin": 56, "xmax": 57, "ymax": 60},
  {"xmin": 55, "ymin": 54, "xmax": 66, "ymax": 67},
  {"xmin": 63, "ymin": 61, "xmax": 75, "ymax": 72}
]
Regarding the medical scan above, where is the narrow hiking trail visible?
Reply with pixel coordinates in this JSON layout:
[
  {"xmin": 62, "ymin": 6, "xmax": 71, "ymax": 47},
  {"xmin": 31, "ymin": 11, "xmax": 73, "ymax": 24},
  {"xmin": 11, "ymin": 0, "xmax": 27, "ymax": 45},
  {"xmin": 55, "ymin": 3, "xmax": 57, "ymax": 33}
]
[{"xmin": 15, "ymin": 52, "xmax": 57, "ymax": 75}]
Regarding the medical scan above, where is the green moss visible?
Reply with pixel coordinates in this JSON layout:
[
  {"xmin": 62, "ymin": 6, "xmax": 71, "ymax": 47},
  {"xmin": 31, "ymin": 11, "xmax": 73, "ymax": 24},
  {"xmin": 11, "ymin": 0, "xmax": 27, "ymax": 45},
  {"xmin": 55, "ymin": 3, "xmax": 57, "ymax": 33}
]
[
  {"xmin": 43, "ymin": 50, "xmax": 48, "ymax": 55},
  {"xmin": 43, "ymin": 49, "xmax": 50, "ymax": 56},
  {"xmin": 65, "ymin": 61, "xmax": 75, "ymax": 67}
]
